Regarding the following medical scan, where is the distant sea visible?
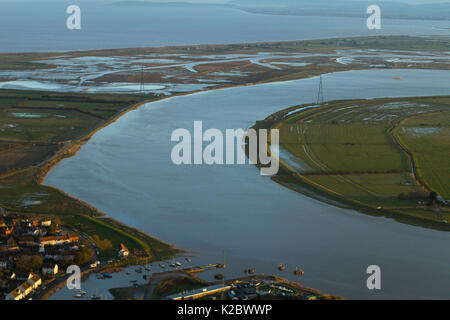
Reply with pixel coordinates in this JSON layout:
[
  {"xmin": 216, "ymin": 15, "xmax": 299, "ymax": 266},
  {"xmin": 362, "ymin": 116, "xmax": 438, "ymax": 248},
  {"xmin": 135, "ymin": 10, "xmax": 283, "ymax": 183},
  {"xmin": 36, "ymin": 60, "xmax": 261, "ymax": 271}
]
[{"xmin": 0, "ymin": 2, "xmax": 449, "ymax": 53}]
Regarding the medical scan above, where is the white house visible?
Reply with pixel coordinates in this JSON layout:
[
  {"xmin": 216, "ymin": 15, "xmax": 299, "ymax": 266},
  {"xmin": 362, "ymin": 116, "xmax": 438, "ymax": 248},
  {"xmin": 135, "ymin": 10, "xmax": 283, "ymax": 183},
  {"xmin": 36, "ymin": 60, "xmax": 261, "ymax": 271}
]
[
  {"xmin": 6, "ymin": 274, "xmax": 42, "ymax": 300},
  {"xmin": 42, "ymin": 263, "xmax": 58, "ymax": 276},
  {"xmin": 41, "ymin": 220, "xmax": 52, "ymax": 227},
  {"xmin": 118, "ymin": 243, "xmax": 129, "ymax": 258},
  {"xmin": 5, "ymin": 288, "xmax": 23, "ymax": 300},
  {"xmin": 28, "ymin": 273, "xmax": 42, "ymax": 289},
  {"xmin": 0, "ymin": 258, "xmax": 8, "ymax": 269}
]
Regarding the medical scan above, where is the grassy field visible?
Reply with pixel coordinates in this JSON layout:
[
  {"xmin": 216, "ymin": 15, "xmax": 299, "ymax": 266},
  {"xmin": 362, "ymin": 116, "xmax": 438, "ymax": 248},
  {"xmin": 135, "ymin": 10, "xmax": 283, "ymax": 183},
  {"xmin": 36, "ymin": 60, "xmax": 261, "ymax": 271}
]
[
  {"xmin": 0, "ymin": 89, "xmax": 180, "ymax": 259},
  {"xmin": 269, "ymin": 96, "xmax": 450, "ymax": 227},
  {"xmin": 394, "ymin": 110, "xmax": 450, "ymax": 199}
]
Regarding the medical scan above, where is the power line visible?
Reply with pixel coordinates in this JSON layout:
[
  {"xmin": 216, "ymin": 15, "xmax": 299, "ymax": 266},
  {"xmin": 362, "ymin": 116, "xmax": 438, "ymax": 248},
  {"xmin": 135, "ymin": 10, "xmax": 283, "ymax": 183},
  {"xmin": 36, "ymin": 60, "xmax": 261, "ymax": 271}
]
[{"xmin": 317, "ymin": 75, "xmax": 324, "ymax": 105}]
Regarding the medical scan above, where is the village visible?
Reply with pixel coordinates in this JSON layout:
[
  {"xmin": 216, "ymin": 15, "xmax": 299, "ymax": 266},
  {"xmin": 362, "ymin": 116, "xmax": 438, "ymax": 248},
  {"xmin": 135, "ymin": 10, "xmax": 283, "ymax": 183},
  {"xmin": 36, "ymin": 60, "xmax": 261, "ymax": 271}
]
[{"xmin": 0, "ymin": 207, "xmax": 93, "ymax": 300}]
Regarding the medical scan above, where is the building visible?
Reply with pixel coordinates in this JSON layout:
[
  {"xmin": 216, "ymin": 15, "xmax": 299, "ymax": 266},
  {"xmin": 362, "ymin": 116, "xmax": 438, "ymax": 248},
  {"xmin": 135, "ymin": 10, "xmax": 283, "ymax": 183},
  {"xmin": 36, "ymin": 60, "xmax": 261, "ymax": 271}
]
[
  {"xmin": 28, "ymin": 273, "xmax": 42, "ymax": 289},
  {"xmin": 18, "ymin": 236, "xmax": 36, "ymax": 246},
  {"xmin": 42, "ymin": 262, "xmax": 58, "ymax": 275},
  {"xmin": 0, "ymin": 257, "xmax": 9, "ymax": 269},
  {"xmin": 0, "ymin": 226, "xmax": 14, "ymax": 236},
  {"xmin": 41, "ymin": 220, "xmax": 52, "ymax": 227},
  {"xmin": 5, "ymin": 288, "xmax": 24, "ymax": 300},
  {"xmin": 118, "ymin": 243, "xmax": 129, "ymax": 257},
  {"xmin": 39, "ymin": 234, "xmax": 79, "ymax": 246},
  {"xmin": 18, "ymin": 281, "xmax": 33, "ymax": 297},
  {"xmin": 6, "ymin": 274, "xmax": 41, "ymax": 300}
]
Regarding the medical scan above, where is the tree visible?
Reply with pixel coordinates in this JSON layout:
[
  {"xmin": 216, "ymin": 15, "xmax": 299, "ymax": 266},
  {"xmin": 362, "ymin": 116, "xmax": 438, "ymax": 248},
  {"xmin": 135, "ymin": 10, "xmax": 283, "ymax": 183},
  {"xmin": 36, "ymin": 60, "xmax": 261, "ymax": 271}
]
[
  {"xmin": 15, "ymin": 255, "xmax": 43, "ymax": 272},
  {"xmin": 92, "ymin": 235, "xmax": 113, "ymax": 251},
  {"xmin": 75, "ymin": 247, "xmax": 94, "ymax": 266},
  {"xmin": 428, "ymin": 191, "xmax": 438, "ymax": 205}
]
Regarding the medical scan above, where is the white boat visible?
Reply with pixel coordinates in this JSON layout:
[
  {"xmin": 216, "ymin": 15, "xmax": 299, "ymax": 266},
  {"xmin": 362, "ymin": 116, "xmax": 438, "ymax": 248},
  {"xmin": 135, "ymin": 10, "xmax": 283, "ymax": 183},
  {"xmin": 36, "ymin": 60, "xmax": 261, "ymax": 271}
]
[{"xmin": 175, "ymin": 261, "xmax": 182, "ymax": 267}]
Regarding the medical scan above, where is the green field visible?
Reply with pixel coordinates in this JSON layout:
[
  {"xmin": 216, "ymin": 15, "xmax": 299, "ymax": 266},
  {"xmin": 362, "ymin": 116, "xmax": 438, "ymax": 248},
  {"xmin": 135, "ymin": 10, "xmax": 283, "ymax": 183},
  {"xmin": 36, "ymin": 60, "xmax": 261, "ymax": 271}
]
[
  {"xmin": 394, "ymin": 110, "xmax": 450, "ymax": 199},
  {"xmin": 0, "ymin": 89, "xmax": 180, "ymax": 259},
  {"xmin": 270, "ymin": 96, "xmax": 450, "ymax": 227}
]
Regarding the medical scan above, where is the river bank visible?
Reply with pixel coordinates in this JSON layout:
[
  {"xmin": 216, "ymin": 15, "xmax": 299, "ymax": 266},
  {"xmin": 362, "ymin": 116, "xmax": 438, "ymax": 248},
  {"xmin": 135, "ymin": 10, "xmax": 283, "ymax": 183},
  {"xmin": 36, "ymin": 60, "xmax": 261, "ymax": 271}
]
[
  {"xmin": 255, "ymin": 96, "xmax": 450, "ymax": 231},
  {"xmin": 44, "ymin": 68, "xmax": 450, "ymax": 299}
]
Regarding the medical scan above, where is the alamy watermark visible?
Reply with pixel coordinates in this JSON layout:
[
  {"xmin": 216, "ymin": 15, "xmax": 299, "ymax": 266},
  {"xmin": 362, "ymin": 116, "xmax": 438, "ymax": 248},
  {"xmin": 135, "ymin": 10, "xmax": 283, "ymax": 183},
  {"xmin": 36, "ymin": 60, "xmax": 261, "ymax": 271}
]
[
  {"xmin": 367, "ymin": 5, "xmax": 381, "ymax": 30},
  {"xmin": 66, "ymin": 265, "xmax": 81, "ymax": 290},
  {"xmin": 366, "ymin": 265, "xmax": 381, "ymax": 290},
  {"xmin": 171, "ymin": 121, "xmax": 279, "ymax": 176},
  {"xmin": 66, "ymin": 5, "xmax": 81, "ymax": 30}
]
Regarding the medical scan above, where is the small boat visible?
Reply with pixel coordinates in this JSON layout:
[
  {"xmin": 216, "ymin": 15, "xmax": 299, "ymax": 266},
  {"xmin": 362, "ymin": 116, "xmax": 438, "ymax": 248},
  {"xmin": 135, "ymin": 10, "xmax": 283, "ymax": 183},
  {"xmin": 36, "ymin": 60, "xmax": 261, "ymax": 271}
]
[
  {"xmin": 159, "ymin": 263, "xmax": 166, "ymax": 268},
  {"xmin": 144, "ymin": 265, "xmax": 151, "ymax": 271},
  {"xmin": 74, "ymin": 293, "xmax": 83, "ymax": 298},
  {"xmin": 135, "ymin": 268, "xmax": 142, "ymax": 273},
  {"xmin": 77, "ymin": 290, "xmax": 87, "ymax": 295},
  {"xmin": 91, "ymin": 295, "xmax": 100, "ymax": 300},
  {"xmin": 214, "ymin": 274, "xmax": 224, "ymax": 280},
  {"xmin": 130, "ymin": 279, "xmax": 137, "ymax": 283},
  {"xmin": 248, "ymin": 268, "xmax": 255, "ymax": 274},
  {"xmin": 102, "ymin": 273, "xmax": 112, "ymax": 279},
  {"xmin": 175, "ymin": 261, "xmax": 182, "ymax": 267},
  {"xmin": 126, "ymin": 271, "xmax": 131, "ymax": 275},
  {"xmin": 170, "ymin": 263, "xmax": 176, "ymax": 268},
  {"xmin": 278, "ymin": 264, "xmax": 286, "ymax": 271},
  {"xmin": 294, "ymin": 267, "xmax": 305, "ymax": 276},
  {"xmin": 185, "ymin": 257, "xmax": 192, "ymax": 262}
]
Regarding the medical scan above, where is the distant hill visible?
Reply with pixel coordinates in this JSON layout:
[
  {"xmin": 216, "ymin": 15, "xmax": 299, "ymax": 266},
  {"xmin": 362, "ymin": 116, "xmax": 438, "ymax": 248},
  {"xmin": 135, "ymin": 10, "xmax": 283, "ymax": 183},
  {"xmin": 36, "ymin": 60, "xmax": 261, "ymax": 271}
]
[
  {"xmin": 110, "ymin": 0, "xmax": 450, "ymax": 21},
  {"xmin": 229, "ymin": 0, "xmax": 450, "ymax": 20}
]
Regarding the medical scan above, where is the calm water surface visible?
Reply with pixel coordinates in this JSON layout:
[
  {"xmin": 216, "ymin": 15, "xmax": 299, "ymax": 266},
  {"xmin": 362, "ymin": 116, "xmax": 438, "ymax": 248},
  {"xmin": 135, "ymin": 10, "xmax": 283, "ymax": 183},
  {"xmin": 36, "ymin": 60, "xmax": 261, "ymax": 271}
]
[
  {"xmin": 45, "ymin": 69, "xmax": 450, "ymax": 299},
  {"xmin": 0, "ymin": 3, "xmax": 449, "ymax": 53}
]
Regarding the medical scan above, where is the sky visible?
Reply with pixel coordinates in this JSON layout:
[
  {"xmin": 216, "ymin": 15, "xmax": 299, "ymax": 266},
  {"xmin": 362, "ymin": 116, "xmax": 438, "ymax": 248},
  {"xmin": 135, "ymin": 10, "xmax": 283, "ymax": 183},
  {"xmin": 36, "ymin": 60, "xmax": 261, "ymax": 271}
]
[{"xmin": 2, "ymin": 0, "xmax": 450, "ymax": 3}]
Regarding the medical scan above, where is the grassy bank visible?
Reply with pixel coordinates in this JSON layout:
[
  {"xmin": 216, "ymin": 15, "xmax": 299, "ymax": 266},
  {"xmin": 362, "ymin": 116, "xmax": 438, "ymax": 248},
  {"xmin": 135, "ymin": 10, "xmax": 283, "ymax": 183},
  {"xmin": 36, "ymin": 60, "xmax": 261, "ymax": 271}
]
[
  {"xmin": 257, "ymin": 95, "xmax": 450, "ymax": 229},
  {"xmin": 0, "ymin": 89, "xmax": 181, "ymax": 259}
]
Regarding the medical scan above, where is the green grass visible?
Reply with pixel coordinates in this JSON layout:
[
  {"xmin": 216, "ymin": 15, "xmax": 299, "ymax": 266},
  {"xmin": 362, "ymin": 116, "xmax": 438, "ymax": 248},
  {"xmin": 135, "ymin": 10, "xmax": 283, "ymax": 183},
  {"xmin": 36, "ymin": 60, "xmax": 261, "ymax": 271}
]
[
  {"xmin": 0, "ymin": 89, "xmax": 180, "ymax": 261},
  {"xmin": 395, "ymin": 110, "xmax": 450, "ymax": 199},
  {"xmin": 270, "ymin": 96, "xmax": 450, "ymax": 226}
]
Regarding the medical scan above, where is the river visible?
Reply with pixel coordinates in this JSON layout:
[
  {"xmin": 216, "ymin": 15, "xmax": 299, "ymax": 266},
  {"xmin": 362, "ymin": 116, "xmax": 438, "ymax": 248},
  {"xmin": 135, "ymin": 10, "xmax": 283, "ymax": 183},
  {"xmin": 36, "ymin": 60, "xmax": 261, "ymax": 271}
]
[{"xmin": 45, "ymin": 68, "xmax": 450, "ymax": 299}]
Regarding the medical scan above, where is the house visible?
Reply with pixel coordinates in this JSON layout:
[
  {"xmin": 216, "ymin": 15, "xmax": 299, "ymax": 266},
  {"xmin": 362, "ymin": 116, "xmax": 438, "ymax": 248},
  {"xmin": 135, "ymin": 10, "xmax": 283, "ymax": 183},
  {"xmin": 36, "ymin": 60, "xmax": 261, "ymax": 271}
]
[
  {"xmin": 39, "ymin": 233, "xmax": 79, "ymax": 246},
  {"xmin": 28, "ymin": 273, "xmax": 42, "ymax": 289},
  {"xmin": 0, "ymin": 257, "xmax": 9, "ymax": 269},
  {"xmin": 16, "ymin": 272, "xmax": 33, "ymax": 281},
  {"xmin": 18, "ymin": 236, "xmax": 36, "ymax": 246},
  {"xmin": 41, "ymin": 220, "xmax": 52, "ymax": 227},
  {"xmin": 118, "ymin": 243, "xmax": 129, "ymax": 257},
  {"xmin": 42, "ymin": 262, "xmax": 58, "ymax": 275},
  {"xmin": 5, "ymin": 288, "xmax": 24, "ymax": 300},
  {"xmin": 6, "ymin": 274, "xmax": 41, "ymax": 300},
  {"xmin": 0, "ymin": 226, "xmax": 14, "ymax": 236},
  {"xmin": 27, "ymin": 228, "xmax": 40, "ymax": 236},
  {"xmin": 18, "ymin": 281, "xmax": 33, "ymax": 296},
  {"xmin": 3, "ymin": 271, "xmax": 16, "ymax": 280}
]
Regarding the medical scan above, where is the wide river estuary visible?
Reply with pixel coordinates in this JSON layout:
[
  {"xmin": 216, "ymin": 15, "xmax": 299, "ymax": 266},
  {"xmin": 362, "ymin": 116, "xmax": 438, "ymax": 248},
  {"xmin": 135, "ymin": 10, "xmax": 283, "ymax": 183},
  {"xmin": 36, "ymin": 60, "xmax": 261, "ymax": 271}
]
[{"xmin": 45, "ymin": 69, "xmax": 450, "ymax": 299}]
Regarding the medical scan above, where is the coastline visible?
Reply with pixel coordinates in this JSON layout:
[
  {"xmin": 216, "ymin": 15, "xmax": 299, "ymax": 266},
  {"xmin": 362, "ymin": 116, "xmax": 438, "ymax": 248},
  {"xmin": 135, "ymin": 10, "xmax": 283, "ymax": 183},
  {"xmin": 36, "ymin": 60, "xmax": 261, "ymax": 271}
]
[
  {"xmin": 1, "ymin": 37, "xmax": 449, "ymax": 299},
  {"xmin": 256, "ymin": 97, "xmax": 450, "ymax": 231}
]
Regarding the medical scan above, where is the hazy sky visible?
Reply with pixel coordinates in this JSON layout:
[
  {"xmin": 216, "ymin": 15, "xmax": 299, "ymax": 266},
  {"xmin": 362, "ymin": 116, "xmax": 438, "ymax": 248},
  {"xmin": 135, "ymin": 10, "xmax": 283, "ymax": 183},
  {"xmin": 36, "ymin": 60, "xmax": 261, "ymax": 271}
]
[{"xmin": 2, "ymin": 0, "xmax": 450, "ymax": 3}]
